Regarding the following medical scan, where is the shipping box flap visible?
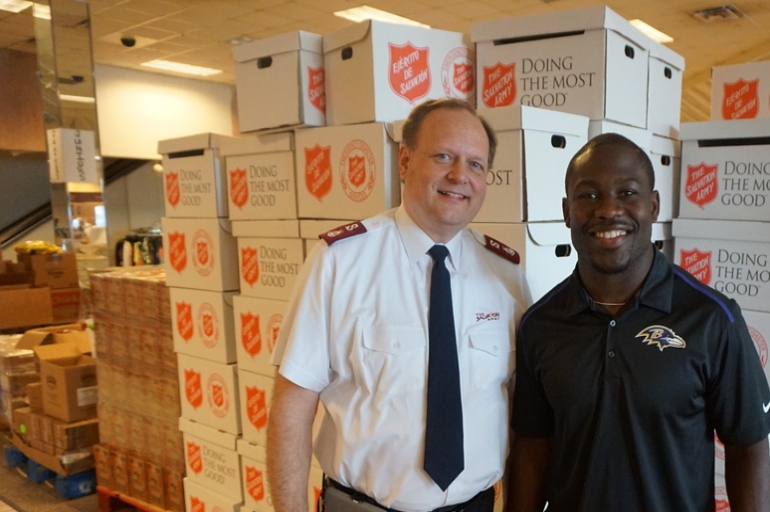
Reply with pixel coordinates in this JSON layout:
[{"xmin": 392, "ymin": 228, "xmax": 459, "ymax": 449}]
[
  {"xmin": 650, "ymin": 135, "xmax": 682, "ymax": 157},
  {"xmin": 219, "ymin": 131, "xmax": 294, "ymax": 157},
  {"xmin": 17, "ymin": 324, "xmax": 90, "ymax": 353},
  {"xmin": 232, "ymin": 30, "xmax": 321, "ymax": 63},
  {"xmin": 672, "ymin": 219, "xmax": 770, "ymax": 243},
  {"xmin": 158, "ymin": 133, "xmax": 232, "ymax": 155},
  {"xmin": 323, "ymin": 19, "xmax": 373, "ymax": 54},
  {"xmin": 527, "ymin": 223, "xmax": 573, "ymax": 247},
  {"xmin": 232, "ymin": 220, "xmax": 300, "ymax": 238},
  {"xmin": 236, "ymin": 438, "xmax": 267, "ymax": 462},
  {"xmin": 178, "ymin": 417, "xmax": 238, "ymax": 451},
  {"xmin": 32, "ymin": 342, "xmax": 82, "ymax": 365},
  {"xmin": 471, "ymin": 5, "xmax": 649, "ymax": 49},
  {"xmin": 480, "ymin": 106, "xmax": 589, "ymax": 136},
  {"xmin": 680, "ymin": 118, "xmax": 770, "ymax": 141}
]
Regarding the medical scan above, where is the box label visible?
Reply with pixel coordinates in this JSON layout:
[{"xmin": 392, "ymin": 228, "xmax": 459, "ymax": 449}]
[
  {"xmin": 442, "ymin": 47, "xmax": 475, "ymax": 98},
  {"xmin": 722, "ymin": 79, "xmax": 759, "ymax": 120},
  {"xmin": 389, "ymin": 42, "xmax": 431, "ymax": 103},
  {"xmin": 77, "ymin": 386, "xmax": 98, "ymax": 407},
  {"xmin": 308, "ymin": 66, "xmax": 326, "ymax": 113},
  {"xmin": 482, "ymin": 62, "xmax": 516, "ymax": 108},
  {"xmin": 305, "ymin": 145, "xmax": 332, "ymax": 201}
]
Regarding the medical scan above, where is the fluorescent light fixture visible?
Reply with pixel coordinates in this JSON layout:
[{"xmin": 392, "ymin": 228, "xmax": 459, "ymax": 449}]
[
  {"xmin": 141, "ymin": 59, "xmax": 222, "ymax": 77},
  {"xmin": 0, "ymin": 0, "xmax": 32, "ymax": 13},
  {"xmin": 334, "ymin": 5, "xmax": 430, "ymax": 28},
  {"xmin": 630, "ymin": 19, "xmax": 673, "ymax": 43},
  {"xmin": 32, "ymin": 2, "xmax": 50, "ymax": 19},
  {"xmin": 59, "ymin": 94, "xmax": 96, "ymax": 104}
]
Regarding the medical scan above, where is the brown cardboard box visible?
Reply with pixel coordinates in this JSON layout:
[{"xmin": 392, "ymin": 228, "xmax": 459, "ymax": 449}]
[
  {"xmin": 0, "ymin": 271, "xmax": 34, "ymax": 286},
  {"xmin": 26, "ymin": 382, "xmax": 43, "ymax": 411},
  {"xmin": 128, "ymin": 455, "xmax": 148, "ymax": 501},
  {"xmin": 164, "ymin": 468, "xmax": 185, "ymax": 512},
  {"xmin": 52, "ymin": 417, "xmax": 100, "ymax": 452},
  {"xmin": 146, "ymin": 460, "xmax": 166, "ymax": 509},
  {"xmin": 35, "ymin": 344, "xmax": 97, "ymax": 422},
  {"xmin": 93, "ymin": 444, "xmax": 113, "ymax": 488},
  {"xmin": 18, "ymin": 252, "xmax": 78, "ymax": 289},
  {"xmin": 12, "ymin": 432, "xmax": 94, "ymax": 476},
  {"xmin": 50, "ymin": 288, "xmax": 81, "ymax": 324},
  {"xmin": 17, "ymin": 324, "xmax": 91, "ymax": 354},
  {"xmin": 112, "ymin": 448, "xmax": 130, "ymax": 494},
  {"xmin": 0, "ymin": 287, "xmax": 53, "ymax": 330},
  {"xmin": 12, "ymin": 406, "xmax": 31, "ymax": 437}
]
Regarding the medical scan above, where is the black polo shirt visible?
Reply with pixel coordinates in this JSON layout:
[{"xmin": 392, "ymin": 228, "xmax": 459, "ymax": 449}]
[{"xmin": 512, "ymin": 249, "xmax": 770, "ymax": 512}]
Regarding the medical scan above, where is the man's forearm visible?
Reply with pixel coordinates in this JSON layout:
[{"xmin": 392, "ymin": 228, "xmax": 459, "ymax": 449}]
[{"xmin": 724, "ymin": 437, "xmax": 770, "ymax": 512}]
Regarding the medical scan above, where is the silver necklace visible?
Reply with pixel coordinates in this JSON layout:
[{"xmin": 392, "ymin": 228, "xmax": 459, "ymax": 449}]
[{"xmin": 594, "ymin": 301, "xmax": 626, "ymax": 306}]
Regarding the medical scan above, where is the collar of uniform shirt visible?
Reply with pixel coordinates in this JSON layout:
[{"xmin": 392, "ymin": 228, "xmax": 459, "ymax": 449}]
[{"xmin": 395, "ymin": 206, "xmax": 463, "ymax": 271}]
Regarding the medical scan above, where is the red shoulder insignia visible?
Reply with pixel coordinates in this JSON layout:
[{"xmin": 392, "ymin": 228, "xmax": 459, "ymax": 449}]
[
  {"xmin": 319, "ymin": 221, "xmax": 367, "ymax": 245},
  {"xmin": 483, "ymin": 235, "xmax": 520, "ymax": 264}
]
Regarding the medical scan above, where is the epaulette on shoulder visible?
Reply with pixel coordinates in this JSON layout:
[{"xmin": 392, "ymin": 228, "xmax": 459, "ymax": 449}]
[
  {"xmin": 319, "ymin": 221, "xmax": 367, "ymax": 245},
  {"xmin": 479, "ymin": 233, "xmax": 520, "ymax": 264}
]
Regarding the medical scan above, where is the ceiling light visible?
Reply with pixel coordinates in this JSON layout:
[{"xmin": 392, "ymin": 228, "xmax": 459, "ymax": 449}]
[
  {"xmin": 0, "ymin": 0, "xmax": 32, "ymax": 13},
  {"xmin": 32, "ymin": 2, "xmax": 50, "ymax": 19},
  {"xmin": 59, "ymin": 94, "xmax": 96, "ymax": 104},
  {"xmin": 334, "ymin": 5, "xmax": 430, "ymax": 28},
  {"xmin": 141, "ymin": 60, "xmax": 222, "ymax": 77},
  {"xmin": 629, "ymin": 19, "xmax": 673, "ymax": 43},
  {"xmin": 693, "ymin": 5, "xmax": 742, "ymax": 22}
]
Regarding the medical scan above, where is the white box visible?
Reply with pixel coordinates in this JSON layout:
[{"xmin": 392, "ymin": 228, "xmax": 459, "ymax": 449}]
[
  {"xmin": 711, "ymin": 61, "xmax": 770, "ymax": 121},
  {"xmin": 237, "ymin": 237, "xmax": 304, "ymax": 301},
  {"xmin": 479, "ymin": 106, "xmax": 588, "ymax": 222},
  {"xmin": 472, "ymin": 6, "xmax": 649, "ymax": 128},
  {"xmin": 233, "ymin": 31, "xmax": 325, "ymax": 132},
  {"xmin": 649, "ymin": 136, "xmax": 681, "ymax": 223},
  {"xmin": 184, "ymin": 477, "xmax": 242, "ymax": 512},
  {"xmin": 232, "ymin": 220, "xmax": 300, "ymax": 239},
  {"xmin": 679, "ymin": 119, "xmax": 770, "ymax": 220},
  {"xmin": 295, "ymin": 123, "xmax": 399, "ymax": 220},
  {"xmin": 220, "ymin": 132, "xmax": 298, "ymax": 221},
  {"xmin": 47, "ymin": 128, "xmax": 98, "ymax": 184},
  {"xmin": 170, "ymin": 287, "xmax": 237, "ymax": 364},
  {"xmin": 162, "ymin": 217, "xmax": 240, "ymax": 292},
  {"xmin": 672, "ymin": 219, "xmax": 770, "ymax": 313},
  {"xmin": 233, "ymin": 295, "xmax": 287, "ymax": 376},
  {"xmin": 159, "ymin": 133, "xmax": 232, "ymax": 218},
  {"xmin": 180, "ymin": 417, "xmax": 242, "ymax": 499},
  {"xmin": 178, "ymin": 353, "xmax": 241, "ymax": 434},
  {"xmin": 238, "ymin": 369, "xmax": 274, "ymax": 446},
  {"xmin": 646, "ymin": 42, "xmax": 684, "ymax": 139},
  {"xmin": 237, "ymin": 439, "xmax": 273, "ymax": 512},
  {"xmin": 324, "ymin": 20, "xmax": 475, "ymax": 126},
  {"xmin": 651, "ymin": 222, "xmax": 673, "ymax": 261}
]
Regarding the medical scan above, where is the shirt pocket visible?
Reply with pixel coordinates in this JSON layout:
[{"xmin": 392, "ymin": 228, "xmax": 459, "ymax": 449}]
[
  {"xmin": 467, "ymin": 329, "xmax": 515, "ymax": 391},
  {"xmin": 361, "ymin": 325, "xmax": 427, "ymax": 398}
]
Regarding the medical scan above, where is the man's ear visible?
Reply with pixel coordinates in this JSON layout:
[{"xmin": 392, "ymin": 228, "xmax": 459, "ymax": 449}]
[
  {"xmin": 398, "ymin": 144, "xmax": 410, "ymax": 182},
  {"xmin": 651, "ymin": 190, "xmax": 660, "ymax": 223},
  {"xmin": 562, "ymin": 197, "xmax": 570, "ymax": 228}
]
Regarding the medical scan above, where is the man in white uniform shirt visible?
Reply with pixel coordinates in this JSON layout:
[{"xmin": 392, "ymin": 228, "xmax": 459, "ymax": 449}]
[{"xmin": 267, "ymin": 98, "xmax": 532, "ymax": 512}]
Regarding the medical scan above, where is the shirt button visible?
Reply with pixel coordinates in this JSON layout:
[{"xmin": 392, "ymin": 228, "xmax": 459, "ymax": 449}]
[
  {"xmin": 608, "ymin": 351, "xmax": 615, "ymax": 358},
  {"xmin": 610, "ymin": 320, "xmax": 616, "ymax": 327},
  {"xmin": 393, "ymin": 342, "xmax": 400, "ymax": 350}
]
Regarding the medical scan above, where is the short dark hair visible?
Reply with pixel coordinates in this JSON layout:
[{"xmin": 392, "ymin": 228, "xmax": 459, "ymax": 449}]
[
  {"xmin": 565, "ymin": 133, "xmax": 655, "ymax": 194},
  {"xmin": 400, "ymin": 98, "xmax": 498, "ymax": 168}
]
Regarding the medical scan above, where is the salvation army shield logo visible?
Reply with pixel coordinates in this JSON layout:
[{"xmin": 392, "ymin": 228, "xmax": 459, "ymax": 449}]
[
  {"xmin": 168, "ymin": 232, "xmax": 187, "ymax": 273},
  {"xmin": 339, "ymin": 139, "xmax": 376, "ymax": 203},
  {"xmin": 749, "ymin": 325, "xmax": 768, "ymax": 368},
  {"xmin": 165, "ymin": 172, "xmax": 180, "ymax": 208},
  {"xmin": 185, "ymin": 369, "xmax": 203, "ymax": 409},
  {"xmin": 187, "ymin": 441, "xmax": 203, "ymax": 474},
  {"xmin": 685, "ymin": 163, "xmax": 718, "ymax": 208},
  {"xmin": 246, "ymin": 466, "xmax": 266, "ymax": 501},
  {"xmin": 192, "ymin": 229, "xmax": 214, "ymax": 277},
  {"xmin": 347, "ymin": 155, "xmax": 366, "ymax": 188},
  {"xmin": 482, "ymin": 62, "xmax": 516, "ymax": 108},
  {"xmin": 715, "ymin": 486, "xmax": 729, "ymax": 511},
  {"xmin": 307, "ymin": 66, "xmax": 326, "ymax": 113},
  {"xmin": 230, "ymin": 167, "xmax": 249, "ymax": 209},
  {"xmin": 441, "ymin": 47, "xmax": 475, "ymax": 100},
  {"xmin": 207, "ymin": 373, "xmax": 229, "ymax": 418},
  {"xmin": 241, "ymin": 246, "xmax": 259, "ymax": 287},
  {"xmin": 305, "ymin": 145, "xmax": 332, "ymax": 201},
  {"xmin": 198, "ymin": 302, "xmax": 218, "ymax": 348},
  {"xmin": 389, "ymin": 42, "xmax": 431, "ymax": 104},
  {"xmin": 176, "ymin": 302, "xmax": 194, "ymax": 342},
  {"xmin": 722, "ymin": 78, "xmax": 759, "ymax": 120},
  {"xmin": 190, "ymin": 496, "xmax": 204, "ymax": 512},
  {"xmin": 246, "ymin": 385, "xmax": 268, "ymax": 430},
  {"xmin": 267, "ymin": 313, "xmax": 283, "ymax": 354},
  {"xmin": 241, "ymin": 312, "xmax": 261, "ymax": 357},
  {"xmin": 680, "ymin": 249, "xmax": 711, "ymax": 285}
]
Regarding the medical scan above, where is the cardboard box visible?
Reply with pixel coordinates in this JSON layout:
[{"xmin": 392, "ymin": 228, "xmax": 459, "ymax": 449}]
[
  {"xmin": 146, "ymin": 460, "xmax": 166, "ymax": 510},
  {"xmin": 178, "ymin": 353, "xmax": 240, "ymax": 434},
  {"xmin": 128, "ymin": 455, "xmax": 148, "ymax": 502},
  {"xmin": 27, "ymin": 382, "xmax": 43, "ymax": 411},
  {"xmin": 234, "ymin": 31, "xmax": 325, "ymax": 132},
  {"xmin": 711, "ymin": 61, "xmax": 770, "ymax": 121},
  {"xmin": 164, "ymin": 467, "xmax": 185, "ymax": 512},
  {"xmin": 93, "ymin": 443, "xmax": 113, "ymax": 488},
  {"xmin": 672, "ymin": 219, "xmax": 770, "ymax": 313},
  {"xmin": 184, "ymin": 477, "xmax": 242, "ymax": 512},
  {"xmin": 52, "ymin": 417, "xmax": 99, "ymax": 451},
  {"xmin": 159, "ymin": 133, "xmax": 232, "ymax": 219},
  {"xmin": 237, "ymin": 236, "xmax": 304, "ymax": 301},
  {"xmin": 13, "ymin": 406, "xmax": 31, "ymax": 437},
  {"xmin": 679, "ymin": 118, "xmax": 770, "ymax": 221},
  {"xmin": 35, "ymin": 343, "xmax": 97, "ymax": 422},
  {"xmin": 18, "ymin": 252, "xmax": 78, "ymax": 289},
  {"xmin": 221, "ymin": 132, "xmax": 298, "ymax": 220},
  {"xmin": 478, "ymin": 106, "xmax": 588, "ymax": 222},
  {"xmin": 50, "ymin": 287, "xmax": 81, "ymax": 324},
  {"xmin": 0, "ymin": 286, "xmax": 53, "ymax": 330},
  {"xmin": 112, "ymin": 448, "xmax": 130, "ymax": 494},
  {"xmin": 162, "ymin": 217, "xmax": 240, "ymax": 292},
  {"xmin": 743, "ymin": 309, "xmax": 770, "ymax": 388},
  {"xmin": 238, "ymin": 369, "xmax": 274, "ymax": 446},
  {"xmin": 17, "ymin": 323, "xmax": 91, "ymax": 353},
  {"xmin": 646, "ymin": 42, "xmax": 684, "ymax": 138},
  {"xmin": 12, "ymin": 431, "xmax": 94, "ymax": 476},
  {"xmin": 295, "ymin": 123, "xmax": 399, "ymax": 220},
  {"xmin": 472, "ymin": 6, "xmax": 650, "ymax": 128},
  {"xmin": 237, "ymin": 438, "xmax": 273, "ymax": 512},
  {"xmin": 179, "ymin": 417, "xmax": 242, "ymax": 499},
  {"xmin": 649, "ymin": 136, "xmax": 681, "ymax": 223},
  {"xmin": 324, "ymin": 20, "xmax": 474, "ymax": 126},
  {"xmin": 300, "ymin": 219, "xmax": 348, "ymax": 260},
  {"xmin": 169, "ymin": 287, "xmax": 237, "ymax": 364},
  {"xmin": 0, "ymin": 271, "xmax": 34, "ymax": 286},
  {"xmin": 233, "ymin": 295, "xmax": 286, "ymax": 376}
]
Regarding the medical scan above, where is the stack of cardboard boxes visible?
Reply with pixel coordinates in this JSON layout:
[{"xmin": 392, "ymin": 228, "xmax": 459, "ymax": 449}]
[{"xmin": 672, "ymin": 60, "xmax": 770, "ymax": 507}]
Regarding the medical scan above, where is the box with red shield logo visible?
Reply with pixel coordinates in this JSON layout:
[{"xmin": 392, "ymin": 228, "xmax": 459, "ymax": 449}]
[
  {"xmin": 220, "ymin": 132, "xmax": 298, "ymax": 221},
  {"xmin": 238, "ymin": 368, "xmax": 274, "ymax": 446},
  {"xmin": 159, "ymin": 133, "xmax": 234, "ymax": 218},
  {"xmin": 233, "ymin": 295, "xmax": 287, "ymax": 377},
  {"xmin": 711, "ymin": 61, "xmax": 770, "ymax": 121},
  {"xmin": 235, "ymin": 234, "xmax": 304, "ymax": 301},
  {"xmin": 472, "ymin": 6, "xmax": 650, "ymax": 129},
  {"xmin": 237, "ymin": 439, "xmax": 273, "ymax": 512},
  {"xmin": 679, "ymin": 118, "xmax": 770, "ymax": 221},
  {"xmin": 673, "ymin": 219, "xmax": 770, "ymax": 313},
  {"xmin": 177, "ymin": 353, "xmax": 240, "ymax": 434},
  {"xmin": 233, "ymin": 31, "xmax": 325, "ymax": 133},
  {"xmin": 323, "ymin": 20, "xmax": 474, "ymax": 126},
  {"xmin": 179, "ymin": 417, "xmax": 242, "ymax": 499},
  {"xmin": 161, "ymin": 217, "xmax": 239, "ymax": 292},
  {"xmin": 295, "ymin": 123, "xmax": 399, "ymax": 220},
  {"xmin": 169, "ymin": 287, "xmax": 237, "ymax": 364},
  {"xmin": 184, "ymin": 477, "xmax": 241, "ymax": 512}
]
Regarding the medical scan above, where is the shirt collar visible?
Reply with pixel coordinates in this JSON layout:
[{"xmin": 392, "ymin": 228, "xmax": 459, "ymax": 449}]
[{"xmin": 395, "ymin": 205, "xmax": 463, "ymax": 271}]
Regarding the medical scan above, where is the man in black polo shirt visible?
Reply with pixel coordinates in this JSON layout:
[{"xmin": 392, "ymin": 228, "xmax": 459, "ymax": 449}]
[{"xmin": 507, "ymin": 133, "xmax": 770, "ymax": 512}]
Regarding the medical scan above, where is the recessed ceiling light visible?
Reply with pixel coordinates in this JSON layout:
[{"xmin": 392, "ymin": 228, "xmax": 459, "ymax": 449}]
[
  {"xmin": 629, "ymin": 19, "xmax": 673, "ymax": 44},
  {"xmin": 141, "ymin": 60, "xmax": 222, "ymax": 77},
  {"xmin": 0, "ymin": 0, "xmax": 32, "ymax": 13},
  {"xmin": 334, "ymin": 5, "xmax": 430, "ymax": 28}
]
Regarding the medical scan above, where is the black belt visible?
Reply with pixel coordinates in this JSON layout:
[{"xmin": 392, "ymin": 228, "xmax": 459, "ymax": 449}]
[{"xmin": 324, "ymin": 478, "xmax": 493, "ymax": 512}]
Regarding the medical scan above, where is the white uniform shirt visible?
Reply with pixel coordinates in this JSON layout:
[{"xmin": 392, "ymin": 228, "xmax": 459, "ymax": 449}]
[{"xmin": 273, "ymin": 206, "xmax": 531, "ymax": 512}]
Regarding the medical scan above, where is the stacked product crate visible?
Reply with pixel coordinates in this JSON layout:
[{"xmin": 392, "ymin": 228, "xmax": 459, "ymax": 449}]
[{"xmin": 90, "ymin": 267, "xmax": 185, "ymax": 511}]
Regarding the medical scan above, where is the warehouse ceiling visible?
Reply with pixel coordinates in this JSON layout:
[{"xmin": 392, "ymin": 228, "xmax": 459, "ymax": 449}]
[{"xmin": 2, "ymin": 0, "xmax": 770, "ymax": 123}]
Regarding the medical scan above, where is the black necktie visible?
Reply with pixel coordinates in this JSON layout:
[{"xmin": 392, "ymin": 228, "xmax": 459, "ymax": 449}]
[{"xmin": 424, "ymin": 245, "xmax": 464, "ymax": 491}]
